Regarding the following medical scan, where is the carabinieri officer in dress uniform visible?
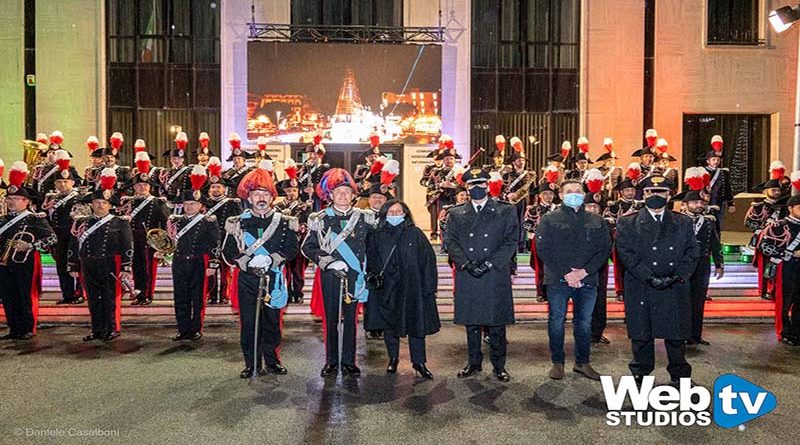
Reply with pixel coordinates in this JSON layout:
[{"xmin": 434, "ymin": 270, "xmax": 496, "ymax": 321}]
[
  {"xmin": 0, "ymin": 162, "xmax": 57, "ymax": 340},
  {"xmin": 168, "ymin": 165, "xmax": 220, "ymax": 341},
  {"xmin": 444, "ymin": 168, "xmax": 519, "ymax": 382},
  {"xmin": 616, "ymin": 175, "xmax": 699, "ymax": 386},
  {"xmin": 68, "ymin": 168, "xmax": 133, "ymax": 342},
  {"xmin": 222, "ymin": 161, "xmax": 299, "ymax": 378},
  {"xmin": 302, "ymin": 168, "xmax": 377, "ymax": 378}
]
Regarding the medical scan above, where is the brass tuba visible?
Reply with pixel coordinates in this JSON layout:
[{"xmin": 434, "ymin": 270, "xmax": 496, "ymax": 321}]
[{"xmin": 20, "ymin": 139, "xmax": 48, "ymax": 167}]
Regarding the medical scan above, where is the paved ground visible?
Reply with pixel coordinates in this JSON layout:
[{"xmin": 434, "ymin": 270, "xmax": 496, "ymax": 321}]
[{"xmin": 1, "ymin": 322, "xmax": 798, "ymax": 445}]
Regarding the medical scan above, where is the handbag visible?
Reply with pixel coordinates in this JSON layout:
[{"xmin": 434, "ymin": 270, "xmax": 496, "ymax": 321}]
[{"xmin": 366, "ymin": 240, "xmax": 400, "ymax": 291}]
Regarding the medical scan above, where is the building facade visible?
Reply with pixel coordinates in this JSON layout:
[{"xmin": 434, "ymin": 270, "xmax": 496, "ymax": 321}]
[{"xmin": 0, "ymin": 0, "xmax": 795, "ymax": 191}]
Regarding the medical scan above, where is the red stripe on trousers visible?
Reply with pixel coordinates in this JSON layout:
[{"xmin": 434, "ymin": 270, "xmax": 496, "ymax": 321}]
[
  {"xmin": 774, "ymin": 263, "xmax": 784, "ymax": 340},
  {"xmin": 114, "ymin": 255, "xmax": 122, "ymax": 332},
  {"xmin": 310, "ymin": 268, "xmax": 324, "ymax": 317},
  {"xmin": 149, "ymin": 249, "xmax": 158, "ymax": 297},
  {"xmin": 30, "ymin": 252, "xmax": 41, "ymax": 334},
  {"xmin": 200, "ymin": 254, "xmax": 209, "ymax": 332}
]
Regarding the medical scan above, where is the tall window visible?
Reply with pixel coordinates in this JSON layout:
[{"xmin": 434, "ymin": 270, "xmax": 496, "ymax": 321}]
[
  {"xmin": 107, "ymin": 0, "xmax": 220, "ymax": 164},
  {"xmin": 682, "ymin": 114, "xmax": 770, "ymax": 194},
  {"xmin": 291, "ymin": 0, "xmax": 402, "ymax": 27},
  {"xmin": 707, "ymin": 0, "xmax": 761, "ymax": 45},
  {"xmin": 471, "ymin": 0, "xmax": 580, "ymax": 165}
]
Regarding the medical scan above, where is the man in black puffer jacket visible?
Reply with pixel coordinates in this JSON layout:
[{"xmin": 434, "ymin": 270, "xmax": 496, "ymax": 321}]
[{"xmin": 535, "ymin": 180, "xmax": 612, "ymax": 382}]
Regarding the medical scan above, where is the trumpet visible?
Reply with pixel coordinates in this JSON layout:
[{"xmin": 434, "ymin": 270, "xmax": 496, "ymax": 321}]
[
  {"xmin": 0, "ymin": 225, "xmax": 35, "ymax": 266},
  {"xmin": 109, "ymin": 272, "xmax": 141, "ymax": 301}
]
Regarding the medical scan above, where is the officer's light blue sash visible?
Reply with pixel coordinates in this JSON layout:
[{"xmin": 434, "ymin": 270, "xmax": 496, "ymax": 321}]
[
  {"xmin": 324, "ymin": 207, "xmax": 368, "ymax": 302},
  {"xmin": 241, "ymin": 212, "xmax": 288, "ymax": 309}
]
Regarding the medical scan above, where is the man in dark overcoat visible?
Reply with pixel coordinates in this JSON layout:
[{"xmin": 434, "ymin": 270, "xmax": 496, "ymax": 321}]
[
  {"xmin": 616, "ymin": 175, "xmax": 699, "ymax": 385},
  {"xmin": 444, "ymin": 168, "xmax": 519, "ymax": 382}
]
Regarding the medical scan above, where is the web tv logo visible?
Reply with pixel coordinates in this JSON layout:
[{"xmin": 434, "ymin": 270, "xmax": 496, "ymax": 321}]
[{"xmin": 601, "ymin": 373, "xmax": 777, "ymax": 428}]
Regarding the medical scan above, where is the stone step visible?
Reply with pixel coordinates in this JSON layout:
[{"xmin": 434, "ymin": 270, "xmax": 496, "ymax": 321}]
[{"xmin": 5, "ymin": 298, "xmax": 774, "ymax": 326}]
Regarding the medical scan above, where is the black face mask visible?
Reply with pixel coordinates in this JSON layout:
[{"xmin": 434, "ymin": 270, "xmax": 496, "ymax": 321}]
[
  {"xmin": 469, "ymin": 187, "xmax": 487, "ymax": 200},
  {"xmin": 690, "ymin": 206, "xmax": 706, "ymax": 215},
  {"xmin": 645, "ymin": 195, "xmax": 668, "ymax": 209}
]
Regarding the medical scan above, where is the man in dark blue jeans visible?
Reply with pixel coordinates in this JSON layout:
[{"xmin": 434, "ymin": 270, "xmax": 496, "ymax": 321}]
[{"xmin": 536, "ymin": 179, "xmax": 612, "ymax": 381}]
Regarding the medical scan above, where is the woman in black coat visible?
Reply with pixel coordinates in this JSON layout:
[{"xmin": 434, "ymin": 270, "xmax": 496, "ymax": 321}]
[{"xmin": 365, "ymin": 199, "xmax": 440, "ymax": 379}]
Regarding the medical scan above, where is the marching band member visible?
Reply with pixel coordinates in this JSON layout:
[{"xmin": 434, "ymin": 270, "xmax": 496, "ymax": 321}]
[
  {"xmin": 0, "ymin": 162, "xmax": 57, "ymax": 340},
  {"xmin": 275, "ymin": 161, "xmax": 311, "ymax": 305},
  {"xmin": 426, "ymin": 147, "xmax": 461, "ymax": 237},
  {"xmin": 758, "ymin": 192, "xmax": 800, "ymax": 346},
  {"xmin": 421, "ymin": 138, "xmax": 447, "ymax": 240},
  {"xmin": 203, "ymin": 156, "xmax": 243, "ymax": 305},
  {"xmin": 527, "ymin": 167, "xmax": 560, "ymax": 302},
  {"xmin": 68, "ymin": 168, "xmax": 133, "ymax": 342},
  {"xmin": 34, "ymin": 146, "xmax": 79, "ymax": 195},
  {"xmin": 99, "ymin": 132, "xmax": 133, "ymax": 191},
  {"xmin": 582, "ymin": 177, "xmax": 612, "ymax": 346},
  {"xmin": 745, "ymin": 171, "xmax": 788, "ymax": 300},
  {"xmin": 539, "ymin": 142, "xmax": 569, "ymax": 185},
  {"xmin": 123, "ymin": 152, "xmax": 169, "ymax": 306},
  {"xmin": 594, "ymin": 138, "xmax": 623, "ymax": 200},
  {"xmin": 222, "ymin": 161, "xmax": 299, "ymax": 378},
  {"xmin": 222, "ymin": 133, "xmax": 254, "ymax": 195},
  {"xmin": 159, "ymin": 132, "xmax": 192, "ymax": 206},
  {"xmin": 43, "ymin": 151, "xmax": 84, "ymax": 305},
  {"xmin": 503, "ymin": 140, "xmax": 536, "ymax": 254},
  {"xmin": 484, "ymin": 135, "xmax": 508, "ymax": 173},
  {"xmin": 677, "ymin": 168, "xmax": 723, "ymax": 346},
  {"xmin": 297, "ymin": 138, "xmax": 330, "ymax": 212},
  {"xmin": 701, "ymin": 149, "xmax": 735, "ymax": 231},
  {"xmin": 195, "ymin": 132, "xmax": 214, "ymax": 167},
  {"xmin": 353, "ymin": 133, "xmax": 381, "ymax": 188},
  {"xmin": 653, "ymin": 139, "xmax": 679, "ymax": 195},
  {"xmin": 302, "ymin": 168, "xmax": 377, "ymax": 378},
  {"xmin": 603, "ymin": 167, "xmax": 644, "ymax": 302},
  {"xmin": 168, "ymin": 165, "xmax": 220, "ymax": 341},
  {"xmin": 565, "ymin": 137, "xmax": 592, "ymax": 181}
]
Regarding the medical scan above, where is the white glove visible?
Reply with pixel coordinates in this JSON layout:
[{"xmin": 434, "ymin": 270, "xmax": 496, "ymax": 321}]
[
  {"xmin": 328, "ymin": 261, "xmax": 349, "ymax": 272},
  {"xmin": 248, "ymin": 254, "xmax": 272, "ymax": 269}
]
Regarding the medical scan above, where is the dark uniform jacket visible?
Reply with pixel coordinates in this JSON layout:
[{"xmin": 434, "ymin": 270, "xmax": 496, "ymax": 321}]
[
  {"xmin": 125, "ymin": 195, "xmax": 170, "ymax": 235},
  {"xmin": 46, "ymin": 191, "xmax": 81, "ymax": 232},
  {"xmin": 685, "ymin": 212, "xmax": 723, "ymax": 267},
  {"xmin": 0, "ymin": 210, "xmax": 57, "ymax": 260},
  {"xmin": 535, "ymin": 205, "xmax": 612, "ymax": 287},
  {"xmin": 222, "ymin": 166, "xmax": 254, "ymax": 196},
  {"xmin": 745, "ymin": 199, "xmax": 788, "ymax": 232},
  {"xmin": 222, "ymin": 209, "xmax": 300, "ymax": 283},
  {"xmin": 68, "ymin": 214, "xmax": 133, "ymax": 273},
  {"xmin": 616, "ymin": 209, "xmax": 700, "ymax": 340},
  {"xmin": 301, "ymin": 207, "xmax": 377, "ymax": 294},
  {"xmin": 444, "ymin": 199, "xmax": 519, "ymax": 326},
  {"xmin": 160, "ymin": 166, "xmax": 191, "ymax": 202},
  {"xmin": 34, "ymin": 165, "xmax": 82, "ymax": 195},
  {"xmin": 705, "ymin": 166, "xmax": 734, "ymax": 208},
  {"xmin": 759, "ymin": 216, "xmax": 800, "ymax": 264},
  {"xmin": 204, "ymin": 197, "xmax": 244, "ymax": 237},
  {"xmin": 169, "ymin": 213, "xmax": 220, "ymax": 263}
]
